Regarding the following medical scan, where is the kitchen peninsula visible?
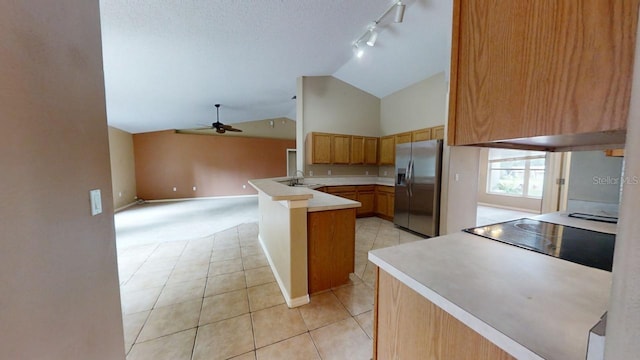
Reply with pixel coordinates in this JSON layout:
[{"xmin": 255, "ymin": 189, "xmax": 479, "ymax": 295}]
[
  {"xmin": 369, "ymin": 213, "xmax": 615, "ymax": 359},
  {"xmin": 248, "ymin": 178, "xmax": 362, "ymax": 307}
]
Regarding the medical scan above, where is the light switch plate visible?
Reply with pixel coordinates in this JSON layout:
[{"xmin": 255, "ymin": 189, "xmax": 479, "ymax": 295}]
[{"xmin": 90, "ymin": 189, "xmax": 102, "ymax": 216}]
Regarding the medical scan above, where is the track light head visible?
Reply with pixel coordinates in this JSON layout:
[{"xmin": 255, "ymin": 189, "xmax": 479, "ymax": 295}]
[
  {"xmin": 354, "ymin": 43, "xmax": 364, "ymax": 58},
  {"xmin": 394, "ymin": 1, "xmax": 406, "ymax": 23},
  {"xmin": 366, "ymin": 28, "xmax": 378, "ymax": 47}
]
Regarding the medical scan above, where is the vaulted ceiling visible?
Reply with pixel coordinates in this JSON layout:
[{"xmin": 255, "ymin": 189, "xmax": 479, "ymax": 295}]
[{"xmin": 99, "ymin": 0, "xmax": 452, "ymax": 134}]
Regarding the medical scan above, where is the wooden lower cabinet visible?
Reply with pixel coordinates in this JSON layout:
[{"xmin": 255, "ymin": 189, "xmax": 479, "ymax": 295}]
[
  {"xmin": 322, "ymin": 185, "xmax": 394, "ymax": 220},
  {"xmin": 307, "ymin": 208, "xmax": 356, "ymax": 294},
  {"xmin": 374, "ymin": 269, "xmax": 515, "ymax": 360},
  {"xmin": 375, "ymin": 186, "xmax": 394, "ymax": 220}
]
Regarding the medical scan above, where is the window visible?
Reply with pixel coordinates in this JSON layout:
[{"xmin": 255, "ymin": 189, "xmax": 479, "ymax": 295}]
[{"xmin": 487, "ymin": 149, "xmax": 546, "ymax": 198}]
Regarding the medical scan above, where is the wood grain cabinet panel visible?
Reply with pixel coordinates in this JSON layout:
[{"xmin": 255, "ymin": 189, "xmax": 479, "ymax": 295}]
[
  {"xmin": 378, "ymin": 136, "xmax": 395, "ymax": 165},
  {"xmin": 350, "ymin": 136, "xmax": 365, "ymax": 164},
  {"xmin": 307, "ymin": 209, "xmax": 356, "ymax": 294},
  {"xmin": 411, "ymin": 128, "xmax": 432, "ymax": 142},
  {"xmin": 448, "ymin": 0, "xmax": 639, "ymax": 146},
  {"xmin": 331, "ymin": 134, "xmax": 351, "ymax": 164},
  {"xmin": 375, "ymin": 185, "xmax": 395, "ymax": 220},
  {"xmin": 374, "ymin": 269, "xmax": 515, "ymax": 360},
  {"xmin": 306, "ymin": 132, "xmax": 332, "ymax": 164},
  {"xmin": 364, "ymin": 137, "xmax": 378, "ymax": 165},
  {"xmin": 431, "ymin": 125, "xmax": 445, "ymax": 140},
  {"xmin": 356, "ymin": 187, "xmax": 375, "ymax": 217},
  {"xmin": 394, "ymin": 132, "xmax": 412, "ymax": 145}
]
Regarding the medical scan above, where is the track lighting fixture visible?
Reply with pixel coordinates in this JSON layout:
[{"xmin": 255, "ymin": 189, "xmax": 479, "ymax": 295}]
[
  {"xmin": 352, "ymin": 1, "xmax": 407, "ymax": 57},
  {"xmin": 366, "ymin": 26, "xmax": 378, "ymax": 47},
  {"xmin": 353, "ymin": 44, "xmax": 364, "ymax": 58},
  {"xmin": 394, "ymin": 1, "xmax": 406, "ymax": 23}
]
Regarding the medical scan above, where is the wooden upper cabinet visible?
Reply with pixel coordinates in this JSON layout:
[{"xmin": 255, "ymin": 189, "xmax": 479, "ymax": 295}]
[
  {"xmin": 395, "ymin": 132, "xmax": 412, "ymax": 145},
  {"xmin": 432, "ymin": 126, "xmax": 445, "ymax": 140},
  {"xmin": 331, "ymin": 134, "xmax": 351, "ymax": 164},
  {"xmin": 379, "ymin": 135, "xmax": 395, "ymax": 165},
  {"xmin": 363, "ymin": 137, "xmax": 378, "ymax": 165},
  {"xmin": 411, "ymin": 128, "xmax": 432, "ymax": 142},
  {"xmin": 307, "ymin": 132, "xmax": 331, "ymax": 164},
  {"xmin": 350, "ymin": 136, "xmax": 365, "ymax": 164},
  {"xmin": 448, "ymin": 0, "xmax": 639, "ymax": 147}
]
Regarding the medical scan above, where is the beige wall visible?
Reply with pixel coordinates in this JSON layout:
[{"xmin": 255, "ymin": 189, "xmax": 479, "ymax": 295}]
[
  {"xmin": 440, "ymin": 145, "xmax": 481, "ymax": 235},
  {"xmin": 0, "ymin": 1, "xmax": 124, "ymax": 359},
  {"xmin": 380, "ymin": 72, "xmax": 448, "ymax": 136},
  {"xmin": 604, "ymin": 9, "xmax": 640, "ymax": 357},
  {"xmin": 109, "ymin": 126, "xmax": 137, "ymax": 209},
  {"xmin": 298, "ymin": 76, "xmax": 380, "ymax": 176},
  {"xmin": 300, "ymin": 76, "xmax": 380, "ymax": 137},
  {"xmin": 257, "ymin": 193, "xmax": 308, "ymax": 304},
  {"xmin": 134, "ymin": 131, "xmax": 295, "ymax": 200}
]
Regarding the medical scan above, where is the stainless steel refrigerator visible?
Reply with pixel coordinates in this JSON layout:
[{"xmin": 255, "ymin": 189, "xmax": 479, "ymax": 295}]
[{"xmin": 394, "ymin": 139, "xmax": 443, "ymax": 237}]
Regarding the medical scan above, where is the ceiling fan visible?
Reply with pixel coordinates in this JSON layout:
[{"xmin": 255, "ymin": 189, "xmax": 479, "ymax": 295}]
[{"xmin": 201, "ymin": 104, "xmax": 243, "ymax": 134}]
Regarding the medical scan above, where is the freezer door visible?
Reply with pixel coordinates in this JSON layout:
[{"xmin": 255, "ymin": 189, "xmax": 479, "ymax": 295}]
[
  {"xmin": 394, "ymin": 143, "xmax": 412, "ymax": 229},
  {"xmin": 408, "ymin": 140, "xmax": 443, "ymax": 237}
]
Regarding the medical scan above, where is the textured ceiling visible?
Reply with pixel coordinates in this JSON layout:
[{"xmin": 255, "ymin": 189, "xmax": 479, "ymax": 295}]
[{"xmin": 100, "ymin": 0, "xmax": 452, "ymax": 134}]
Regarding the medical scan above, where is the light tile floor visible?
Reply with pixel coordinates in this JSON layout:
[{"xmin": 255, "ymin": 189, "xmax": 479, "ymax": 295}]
[{"xmin": 118, "ymin": 213, "xmax": 423, "ymax": 360}]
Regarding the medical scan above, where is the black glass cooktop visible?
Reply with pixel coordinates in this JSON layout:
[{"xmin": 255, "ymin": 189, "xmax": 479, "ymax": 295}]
[{"xmin": 464, "ymin": 218, "xmax": 616, "ymax": 271}]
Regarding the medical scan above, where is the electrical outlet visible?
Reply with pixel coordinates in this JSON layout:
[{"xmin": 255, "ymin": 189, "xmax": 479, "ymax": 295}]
[
  {"xmin": 173, "ymin": 187, "xmax": 177, "ymax": 192},
  {"xmin": 242, "ymin": 184, "xmax": 246, "ymax": 189},
  {"xmin": 455, "ymin": 173, "xmax": 460, "ymax": 182},
  {"xmin": 118, "ymin": 191, "xmax": 122, "ymax": 198},
  {"xmin": 309, "ymin": 170, "xmax": 313, "ymax": 177},
  {"xmin": 328, "ymin": 169, "xmax": 332, "ymax": 176},
  {"xmin": 192, "ymin": 186, "xmax": 197, "ymax": 191},
  {"xmin": 384, "ymin": 171, "xmax": 388, "ymax": 176},
  {"xmin": 365, "ymin": 171, "xmax": 369, "ymax": 176}
]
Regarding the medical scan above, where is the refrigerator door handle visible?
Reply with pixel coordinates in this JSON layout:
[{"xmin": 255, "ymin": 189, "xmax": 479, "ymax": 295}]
[{"xmin": 407, "ymin": 160, "xmax": 414, "ymax": 197}]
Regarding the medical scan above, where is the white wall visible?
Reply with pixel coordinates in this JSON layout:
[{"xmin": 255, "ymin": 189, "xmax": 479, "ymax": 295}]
[
  {"xmin": 0, "ymin": 1, "xmax": 124, "ymax": 359},
  {"xmin": 604, "ymin": 9, "xmax": 640, "ymax": 357},
  {"xmin": 300, "ymin": 76, "xmax": 380, "ymax": 137},
  {"xmin": 380, "ymin": 72, "xmax": 448, "ymax": 136}
]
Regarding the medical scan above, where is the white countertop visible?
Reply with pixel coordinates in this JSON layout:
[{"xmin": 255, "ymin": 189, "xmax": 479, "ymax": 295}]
[
  {"xmin": 369, "ymin": 212, "xmax": 615, "ymax": 360},
  {"xmin": 248, "ymin": 178, "xmax": 360, "ymax": 212}
]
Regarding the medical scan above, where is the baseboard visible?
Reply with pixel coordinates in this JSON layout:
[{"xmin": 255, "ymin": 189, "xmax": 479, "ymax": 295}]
[
  {"xmin": 144, "ymin": 194, "xmax": 258, "ymax": 203},
  {"xmin": 477, "ymin": 202, "xmax": 540, "ymax": 214},
  {"xmin": 258, "ymin": 234, "xmax": 310, "ymax": 308},
  {"xmin": 114, "ymin": 201, "xmax": 138, "ymax": 213}
]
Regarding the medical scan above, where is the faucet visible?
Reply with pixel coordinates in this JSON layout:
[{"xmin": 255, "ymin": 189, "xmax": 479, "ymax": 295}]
[{"xmin": 294, "ymin": 170, "xmax": 305, "ymax": 185}]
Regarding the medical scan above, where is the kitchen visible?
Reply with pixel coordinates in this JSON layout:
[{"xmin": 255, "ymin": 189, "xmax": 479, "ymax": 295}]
[
  {"xmin": 250, "ymin": 2, "xmax": 637, "ymax": 358},
  {"xmin": 3, "ymin": 1, "xmax": 640, "ymax": 360}
]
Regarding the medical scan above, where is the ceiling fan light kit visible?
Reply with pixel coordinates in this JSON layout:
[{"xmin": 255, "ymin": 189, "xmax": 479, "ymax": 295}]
[{"xmin": 353, "ymin": 1, "xmax": 407, "ymax": 57}]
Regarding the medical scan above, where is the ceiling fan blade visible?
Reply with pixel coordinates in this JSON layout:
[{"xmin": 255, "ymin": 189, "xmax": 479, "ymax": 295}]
[
  {"xmin": 215, "ymin": 128, "xmax": 226, "ymax": 134},
  {"xmin": 226, "ymin": 127, "xmax": 242, "ymax": 132}
]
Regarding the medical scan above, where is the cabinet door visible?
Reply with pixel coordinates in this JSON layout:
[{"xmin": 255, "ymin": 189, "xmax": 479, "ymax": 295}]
[
  {"xmin": 350, "ymin": 136, "xmax": 365, "ymax": 164},
  {"xmin": 309, "ymin": 132, "xmax": 331, "ymax": 164},
  {"xmin": 395, "ymin": 132, "xmax": 412, "ymax": 145},
  {"xmin": 412, "ymin": 128, "xmax": 431, "ymax": 142},
  {"xmin": 379, "ymin": 136, "xmax": 395, "ymax": 165},
  {"xmin": 375, "ymin": 191, "xmax": 388, "ymax": 216},
  {"xmin": 332, "ymin": 134, "xmax": 351, "ymax": 164},
  {"xmin": 449, "ymin": 0, "xmax": 639, "ymax": 146},
  {"xmin": 431, "ymin": 125, "xmax": 445, "ymax": 140},
  {"xmin": 363, "ymin": 137, "xmax": 378, "ymax": 165},
  {"xmin": 357, "ymin": 191, "xmax": 375, "ymax": 216}
]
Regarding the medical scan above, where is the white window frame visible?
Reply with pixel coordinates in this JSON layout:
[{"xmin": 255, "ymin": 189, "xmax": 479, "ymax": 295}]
[{"xmin": 487, "ymin": 151, "xmax": 546, "ymax": 199}]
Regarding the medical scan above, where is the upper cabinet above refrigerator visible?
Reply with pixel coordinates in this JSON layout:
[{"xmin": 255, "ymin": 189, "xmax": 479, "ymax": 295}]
[{"xmin": 448, "ymin": 0, "xmax": 640, "ymax": 151}]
